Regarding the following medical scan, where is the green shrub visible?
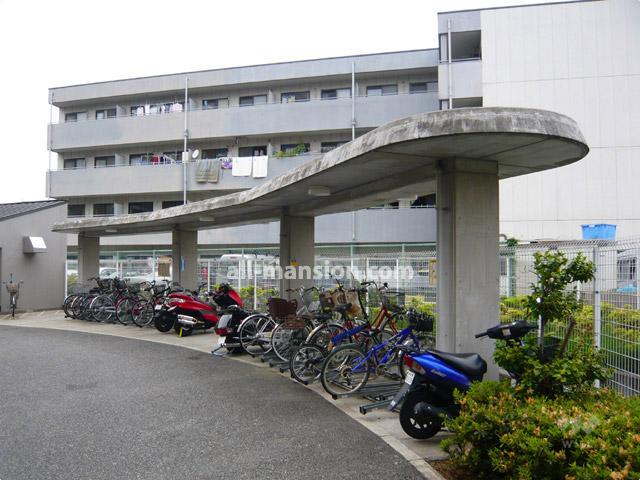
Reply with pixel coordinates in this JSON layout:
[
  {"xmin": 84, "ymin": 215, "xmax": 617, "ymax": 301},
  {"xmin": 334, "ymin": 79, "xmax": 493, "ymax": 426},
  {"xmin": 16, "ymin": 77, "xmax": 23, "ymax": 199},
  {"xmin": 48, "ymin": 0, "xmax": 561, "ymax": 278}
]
[
  {"xmin": 442, "ymin": 381, "xmax": 640, "ymax": 479},
  {"xmin": 494, "ymin": 334, "xmax": 610, "ymax": 398}
]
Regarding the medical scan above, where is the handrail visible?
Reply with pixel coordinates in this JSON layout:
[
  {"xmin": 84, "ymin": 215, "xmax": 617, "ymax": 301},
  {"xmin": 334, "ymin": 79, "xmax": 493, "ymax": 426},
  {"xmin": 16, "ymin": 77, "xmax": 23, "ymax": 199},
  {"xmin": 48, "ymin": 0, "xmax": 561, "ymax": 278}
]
[{"xmin": 49, "ymin": 90, "xmax": 438, "ymax": 125}]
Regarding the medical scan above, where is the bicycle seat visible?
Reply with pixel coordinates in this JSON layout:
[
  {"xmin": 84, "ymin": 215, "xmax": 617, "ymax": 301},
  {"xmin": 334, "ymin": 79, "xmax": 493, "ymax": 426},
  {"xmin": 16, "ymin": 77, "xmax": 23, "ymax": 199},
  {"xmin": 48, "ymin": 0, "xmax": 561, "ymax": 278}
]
[
  {"xmin": 334, "ymin": 303, "xmax": 352, "ymax": 314},
  {"xmin": 429, "ymin": 350, "xmax": 487, "ymax": 380}
]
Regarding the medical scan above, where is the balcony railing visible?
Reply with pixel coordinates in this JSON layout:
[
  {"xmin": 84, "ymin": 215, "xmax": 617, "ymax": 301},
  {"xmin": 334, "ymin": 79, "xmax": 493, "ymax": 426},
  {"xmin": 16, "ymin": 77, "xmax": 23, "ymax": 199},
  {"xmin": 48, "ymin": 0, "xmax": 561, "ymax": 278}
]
[
  {"xmin": 50, "ymin": 90, "xmax": 438, "ymax": 125},
  {"xmin": 47, "ymin": 154, "xmax": 317, "ymax": 199}
]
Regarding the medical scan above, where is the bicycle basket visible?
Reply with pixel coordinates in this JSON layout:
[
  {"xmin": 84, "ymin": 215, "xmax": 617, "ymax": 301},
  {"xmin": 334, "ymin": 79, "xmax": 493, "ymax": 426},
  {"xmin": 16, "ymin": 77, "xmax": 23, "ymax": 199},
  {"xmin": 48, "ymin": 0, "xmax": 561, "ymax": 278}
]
[
  {"xmin": 5, "ymin": 283, "xmax": 19, "ymax": 295},
  {"xmin": 267, "ymin": 297, "xmax": 298, "ymax": 319},
  {"xmin": 153, "ymin": 283, "xmax": 167, "ymax": 296},
  {"xmin": 319, "ymin": 291, "xmax": 335, "ymax": 311},
  {"xmin": 381, "ymin": 290, "xmax": 405, "ymax": 309},
  {"xmin": 67, "ymin": 283, "xmax": 91, "ymax": 295},
  {"xmin": 409, "ymin": 311, "xmax": 435, "ymax": 333}
]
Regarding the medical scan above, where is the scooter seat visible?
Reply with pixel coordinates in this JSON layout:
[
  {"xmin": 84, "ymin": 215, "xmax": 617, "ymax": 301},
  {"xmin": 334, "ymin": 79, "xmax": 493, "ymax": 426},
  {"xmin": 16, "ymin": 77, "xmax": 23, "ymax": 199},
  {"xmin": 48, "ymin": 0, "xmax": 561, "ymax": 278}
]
[
  {"xmin": 334, "ymin": 303, "xmax": 352, "ymax": 314},
  {"xmin": 430, "ymin": 350, "xmax": 487, "ymax": 380}
]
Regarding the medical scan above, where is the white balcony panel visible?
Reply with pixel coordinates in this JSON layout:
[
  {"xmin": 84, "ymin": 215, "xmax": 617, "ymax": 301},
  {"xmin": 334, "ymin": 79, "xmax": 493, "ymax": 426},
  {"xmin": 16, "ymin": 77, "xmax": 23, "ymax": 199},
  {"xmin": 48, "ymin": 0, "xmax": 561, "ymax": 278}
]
[
  {"xmin": 49, "ymin": 93, "xmax": 439, "ymax": 151},
  {"xmin": 47, "ymin": 155, "xmax": 314, "ymax": 199}
]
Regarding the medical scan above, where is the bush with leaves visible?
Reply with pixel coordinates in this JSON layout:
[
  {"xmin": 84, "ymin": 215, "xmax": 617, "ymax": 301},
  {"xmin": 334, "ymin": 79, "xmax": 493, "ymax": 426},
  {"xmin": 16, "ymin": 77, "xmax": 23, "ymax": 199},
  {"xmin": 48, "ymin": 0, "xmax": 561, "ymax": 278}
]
[
  {"xmin": 494, "ymin": 334, "xmax": 609, "ymax": 397},
  {"xmin": 442, "ymin": 381, "xmax": 640, "ymax": 479}
]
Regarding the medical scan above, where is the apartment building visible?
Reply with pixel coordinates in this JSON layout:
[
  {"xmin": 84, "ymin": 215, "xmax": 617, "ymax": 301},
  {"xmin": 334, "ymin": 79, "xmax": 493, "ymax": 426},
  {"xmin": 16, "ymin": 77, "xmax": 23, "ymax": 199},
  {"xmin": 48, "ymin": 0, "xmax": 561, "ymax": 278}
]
[
  {"xmin": 47, "ymin": 0, "xmax": 640, "ymax": 256},
  {"xmin": 439, "ymin": 0, "xmax": 640, "ymax": 239},
  {"xmin": 47, "ymin": 49, "xmax": 440, "ymax": 251}
]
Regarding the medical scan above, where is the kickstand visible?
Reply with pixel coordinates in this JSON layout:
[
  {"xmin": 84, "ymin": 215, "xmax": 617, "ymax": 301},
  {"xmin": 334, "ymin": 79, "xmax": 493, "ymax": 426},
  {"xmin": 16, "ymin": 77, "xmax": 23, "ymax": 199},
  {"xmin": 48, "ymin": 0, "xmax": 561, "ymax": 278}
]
[{"xmin": 211, "ymin": 345, "xmax": 227, "ymax": 357}]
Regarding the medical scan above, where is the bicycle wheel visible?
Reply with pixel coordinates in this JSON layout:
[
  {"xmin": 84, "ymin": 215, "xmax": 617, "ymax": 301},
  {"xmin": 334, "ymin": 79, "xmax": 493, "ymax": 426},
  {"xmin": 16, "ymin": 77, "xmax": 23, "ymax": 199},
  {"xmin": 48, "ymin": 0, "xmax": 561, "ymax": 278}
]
[
  {"xmin": 115, "ymin": 297, "xmax": 135, "ymax": 325},
  {"xmin": 132, "ymin": 300, "xmax": 154, "ymax": 327},
  {"xmin": 11, "ymin": 296, "xmax": 16, "ymax": 317},
  {"xmin": 239, "ymin": 315, "xmax": 274, "ymax": 356},
  {"xmin": 320, "ymin": 343, "xmax": 371, "ymax": 397},
  {"xmin": 289, "ymin": 343, "xmax": 326, "ymax": 384},
  {"xmin": 271, "ymin": 323, "xmax": 309, "ymax": 362},
  {"xmin": 63, "ymin": 295, "xmax": 76, "ymax": 318},
  {"xmin": 90, "ymin": 295, "xmax": 115, "ymax": 323},
  {"xmin": 307, "ymin": 323, "xmax": 348, "ymax": 350}
]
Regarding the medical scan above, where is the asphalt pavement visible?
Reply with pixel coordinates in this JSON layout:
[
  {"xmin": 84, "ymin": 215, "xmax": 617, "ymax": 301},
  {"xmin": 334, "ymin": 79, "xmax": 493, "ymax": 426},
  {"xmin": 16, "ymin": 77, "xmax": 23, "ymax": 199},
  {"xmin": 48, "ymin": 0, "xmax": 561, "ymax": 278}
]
[{"xmin": 0, "ymin": 326, "xmax": 423, "ymax": 480}]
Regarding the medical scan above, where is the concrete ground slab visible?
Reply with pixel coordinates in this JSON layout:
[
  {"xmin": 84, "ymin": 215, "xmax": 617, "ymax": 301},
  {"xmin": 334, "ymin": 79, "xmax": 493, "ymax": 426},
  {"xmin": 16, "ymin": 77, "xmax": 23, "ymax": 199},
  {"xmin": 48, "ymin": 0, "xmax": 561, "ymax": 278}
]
[{"xmin": 0, "ymin": 312, "xmax": 447, "ymax": 479}]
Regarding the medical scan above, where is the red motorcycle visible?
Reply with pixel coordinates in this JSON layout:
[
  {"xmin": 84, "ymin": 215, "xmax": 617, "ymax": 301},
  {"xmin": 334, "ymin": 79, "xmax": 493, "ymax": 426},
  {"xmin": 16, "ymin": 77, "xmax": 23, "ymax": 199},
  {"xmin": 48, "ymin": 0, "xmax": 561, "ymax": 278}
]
[{"xmin": 154, "ymin": 283, "xmax": 243, "ymax": 337}]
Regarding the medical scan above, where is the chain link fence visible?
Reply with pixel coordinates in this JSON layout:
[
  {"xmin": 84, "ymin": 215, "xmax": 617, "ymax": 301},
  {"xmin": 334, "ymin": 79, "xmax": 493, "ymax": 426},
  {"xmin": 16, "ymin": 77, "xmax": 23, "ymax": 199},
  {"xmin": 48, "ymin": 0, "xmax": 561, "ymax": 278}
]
[{"xmin": 67, "ymin": 238, "xmax": 640, "ymax": 396}]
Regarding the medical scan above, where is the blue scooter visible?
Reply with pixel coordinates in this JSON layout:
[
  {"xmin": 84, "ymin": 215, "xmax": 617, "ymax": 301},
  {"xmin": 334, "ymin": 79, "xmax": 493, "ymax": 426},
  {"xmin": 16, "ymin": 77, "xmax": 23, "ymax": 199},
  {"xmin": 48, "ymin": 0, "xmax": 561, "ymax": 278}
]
[{"xmin": 389, "ymin": 321, "xmax": 537, "ymax": 439}]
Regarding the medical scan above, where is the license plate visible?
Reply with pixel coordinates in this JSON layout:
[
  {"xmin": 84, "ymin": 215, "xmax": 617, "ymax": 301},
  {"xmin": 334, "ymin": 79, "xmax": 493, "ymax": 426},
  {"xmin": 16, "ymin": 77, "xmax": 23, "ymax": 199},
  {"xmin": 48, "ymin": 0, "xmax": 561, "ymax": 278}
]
[
  {"xmin": 217, "ymin": 314, "xmax": 233, "ymax": 330},
  {"xmin": 154, "ymin": 304, "xmax": 162, "ymax": 311},
  {"xmin": 404, "ymin": 370, "xmax": 415, "ymax": 385},
  {"xmin": 217, "ymin": 336, "xmax": 225, "ymax": 346}
]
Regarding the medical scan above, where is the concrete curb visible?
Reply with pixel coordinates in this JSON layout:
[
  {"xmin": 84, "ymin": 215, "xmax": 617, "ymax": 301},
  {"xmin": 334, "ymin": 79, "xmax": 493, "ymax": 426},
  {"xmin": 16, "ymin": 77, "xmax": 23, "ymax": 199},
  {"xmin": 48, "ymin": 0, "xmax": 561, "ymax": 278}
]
[{"xmin": 0, "ymin": 313, "xmax": 447, "ymax": 480}]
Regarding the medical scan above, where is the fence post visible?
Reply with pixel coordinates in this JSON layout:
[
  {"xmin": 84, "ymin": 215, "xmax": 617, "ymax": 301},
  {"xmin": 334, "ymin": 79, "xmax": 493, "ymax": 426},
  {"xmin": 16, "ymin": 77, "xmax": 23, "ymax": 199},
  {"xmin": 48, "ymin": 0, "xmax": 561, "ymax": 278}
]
[
  {"xmin": 207, "ymin": 260, "xmax": 211, "ymax": 292},
  {"xmin": 593, "ymin": 245, "xmax": 602, "ymax": 387},
  {"xmin": 253, "ymin": 260, "xmax": 258, "ymax": 310}
]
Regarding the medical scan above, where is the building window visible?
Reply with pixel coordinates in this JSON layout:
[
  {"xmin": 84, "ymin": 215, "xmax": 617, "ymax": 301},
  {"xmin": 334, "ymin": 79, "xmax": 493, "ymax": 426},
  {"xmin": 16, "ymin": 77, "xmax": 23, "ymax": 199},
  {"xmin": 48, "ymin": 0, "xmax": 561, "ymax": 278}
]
[
  {"xmin": 202, "ymin": 98, "xmax": 229, "ymax": 110},
  {"xmin": 410, "ymin": 82, "xmax": 438, "ymax": 93},
  {"xmin": 321, "ymin": 88, "xmax": 351, "ymax": 100},
  {"xmin": 451, "ymin": 30, "xmax": 481, "ymax": 60},
  {"xmin": 130, "ymin": 105, "xmax": 145, "ymax": 116},
  {"xmin": 161, "ymin": 151, "xmax": 181, "ymax": 164},
  {"xmin": 238, "ymin": 145, "xmax": 267, "ymax": 157},
  {"xmin": 93, "ymin": 203, "xmax": 114, "ymax": 217},
  {"xmin": 63, "ymin": 158, "xmax": 86, "ymax": 170},
  {"xmin": 281, "ymin": 91, "xmax": 310, "ymax": 103},
  {"xmin": 162, "ymin": 200, "xmax": 183, "ymax": 209},
  {"xmin": 202, "ymin": 148, "xmax": 229, "ymax": 159},
  {"xmin": 129, "ymin": 153, "xmax": 153, "ymax": 166},
  {"xmin": 239, "ymin": 95, "xmax": 267, "ymax": 107},
  {"xmin": 279, "ymin": 143, "xmax": 310, "ymax": 155},
  {"xmin": 65, "ymin": 112, "xmax": 87, "ymax": 122},
  {"xmin": 67, "ymin": 204, "xmax": 85, "ymax": 217},
  {"xmin": 320, "ymin": 141, "xmax": 347, "ymax": 153},
  {"xmin": 366, "ymin": 85, "xmax": 398, "ymax": 96},
  {"xmin": 439, "ymin": 99, "xmax": 450, "ymax": 110},
  {"xmin": 96, "ymin": 108, "xmax": 117, "ymax": 120},
  {"xmin": 452, "ymin": 97, "xmax": 483, "ymax": 108},
  {"xmin": 128, "ymin": 202, "xmax": 154, "ymax": 214},
  {"xmin": 439, "ymin": 33, "xmax": 448, "ymax": 62},
  {"xmin": 94, "ymin": 155, "xmax": 116, "ymax": 168}
]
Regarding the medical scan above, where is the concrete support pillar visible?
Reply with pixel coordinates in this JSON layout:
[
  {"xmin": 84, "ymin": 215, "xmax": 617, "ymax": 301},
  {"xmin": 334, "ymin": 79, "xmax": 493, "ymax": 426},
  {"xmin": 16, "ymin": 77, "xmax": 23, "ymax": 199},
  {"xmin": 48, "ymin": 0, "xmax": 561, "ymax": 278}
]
[
  {"xmin": 171, "ymin": 228, "xmax": 198, "ymax": 291},
  {"xmin": 436, "ymin": 159, "xmax": 500, "ymax": 378},
  {"xmin": 77, "ymin": 233, "xmax": 100, "ymax": 282},
  {"xmin": 279, "ymin": 212, "xmax": 315, "ymax": 299}
]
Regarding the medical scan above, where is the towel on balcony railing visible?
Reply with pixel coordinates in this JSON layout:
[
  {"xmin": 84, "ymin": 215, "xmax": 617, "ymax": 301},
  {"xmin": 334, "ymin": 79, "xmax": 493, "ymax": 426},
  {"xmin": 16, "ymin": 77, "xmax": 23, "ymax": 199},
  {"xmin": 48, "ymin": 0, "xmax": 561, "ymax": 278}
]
[
  {"xmin": 252, "ymin": 156, "xmax": 268, "ymax": 178},
  {"xmin": 195, "ymin": 158, "xmax": 220, "ymax": 183},
  {"xmin": 232, "ymin": 157, "xmax": 253, "ymax": 177}
]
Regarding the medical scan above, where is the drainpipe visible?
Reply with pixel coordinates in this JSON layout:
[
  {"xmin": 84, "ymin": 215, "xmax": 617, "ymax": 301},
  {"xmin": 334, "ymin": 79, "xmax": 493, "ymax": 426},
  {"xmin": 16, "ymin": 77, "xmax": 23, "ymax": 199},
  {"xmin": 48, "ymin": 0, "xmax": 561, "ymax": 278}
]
[
  {"xmin": 447, "ymin": 19, "xmax": 453, "ymax": 109},
  {"xmin": 351, "ymin": 61, "xmax": 357, "ymax": 241},
  {"xmin": 182, "ymin": 77, "xmax": 189, "ymax": 205}
]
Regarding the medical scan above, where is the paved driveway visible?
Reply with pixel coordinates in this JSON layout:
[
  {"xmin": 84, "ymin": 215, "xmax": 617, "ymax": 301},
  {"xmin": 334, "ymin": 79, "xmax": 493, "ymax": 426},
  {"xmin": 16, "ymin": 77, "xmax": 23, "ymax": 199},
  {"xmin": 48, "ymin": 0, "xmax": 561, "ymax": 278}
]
[{"xmin": 0, "ymin": 326, "xmax": 422, "ymax": 480}]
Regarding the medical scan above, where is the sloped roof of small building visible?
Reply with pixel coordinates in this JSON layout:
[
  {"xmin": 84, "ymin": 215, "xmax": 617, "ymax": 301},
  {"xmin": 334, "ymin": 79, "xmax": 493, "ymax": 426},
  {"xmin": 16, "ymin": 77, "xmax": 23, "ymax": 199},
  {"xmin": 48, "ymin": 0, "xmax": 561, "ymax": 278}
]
[{"xmin": 0, "ymin": 200, "xmax": 65, "ymax": 222}]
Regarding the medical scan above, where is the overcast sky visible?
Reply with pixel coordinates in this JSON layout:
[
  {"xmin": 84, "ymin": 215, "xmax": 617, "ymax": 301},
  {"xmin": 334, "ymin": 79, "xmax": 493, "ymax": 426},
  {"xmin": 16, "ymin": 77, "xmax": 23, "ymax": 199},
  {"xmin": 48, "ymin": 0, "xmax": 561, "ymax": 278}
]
[{"xmin": 0, "ymin": 0, "xmax": 561, "ymax": 203}]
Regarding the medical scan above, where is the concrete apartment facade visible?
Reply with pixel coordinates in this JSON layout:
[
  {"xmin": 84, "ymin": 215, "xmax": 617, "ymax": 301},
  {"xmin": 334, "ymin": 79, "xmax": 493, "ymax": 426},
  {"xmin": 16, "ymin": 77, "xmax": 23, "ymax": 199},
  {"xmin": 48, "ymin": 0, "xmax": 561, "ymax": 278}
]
[{"xmin": 47, "ymin": 0, "xmax": 640, "ymax": 254}]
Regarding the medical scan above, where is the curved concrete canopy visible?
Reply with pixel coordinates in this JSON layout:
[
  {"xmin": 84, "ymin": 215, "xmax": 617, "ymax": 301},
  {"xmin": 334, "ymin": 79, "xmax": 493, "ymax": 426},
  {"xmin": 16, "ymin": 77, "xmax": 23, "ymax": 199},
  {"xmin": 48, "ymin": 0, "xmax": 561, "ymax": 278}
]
[{"xmin": 53, "ymin": 107, "xmax": 588, "ymax": 237}]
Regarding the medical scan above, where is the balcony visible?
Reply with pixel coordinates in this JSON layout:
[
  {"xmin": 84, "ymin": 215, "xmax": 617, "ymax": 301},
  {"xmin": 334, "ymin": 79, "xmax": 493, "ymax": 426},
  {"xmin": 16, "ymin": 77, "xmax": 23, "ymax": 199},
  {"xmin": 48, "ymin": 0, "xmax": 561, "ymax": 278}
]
[
  {"xmin": 48, "ymin": 92, "xmax": 439, "ymax": 152},
  {"xmin": 46, "ymin": 155, "xmax": 315, "ymax": 199},
  {"xmin": 437, "ymin": 59, "xmax": 482, "ymax": 100}
]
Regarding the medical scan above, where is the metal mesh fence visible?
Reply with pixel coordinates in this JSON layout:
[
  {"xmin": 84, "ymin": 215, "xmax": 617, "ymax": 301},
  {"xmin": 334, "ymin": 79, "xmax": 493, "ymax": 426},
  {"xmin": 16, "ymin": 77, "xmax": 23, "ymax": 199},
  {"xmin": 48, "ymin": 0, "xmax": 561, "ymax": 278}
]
[{"xmin": 67, "ymin": 238, "xmax": 640, "ymax": 396}]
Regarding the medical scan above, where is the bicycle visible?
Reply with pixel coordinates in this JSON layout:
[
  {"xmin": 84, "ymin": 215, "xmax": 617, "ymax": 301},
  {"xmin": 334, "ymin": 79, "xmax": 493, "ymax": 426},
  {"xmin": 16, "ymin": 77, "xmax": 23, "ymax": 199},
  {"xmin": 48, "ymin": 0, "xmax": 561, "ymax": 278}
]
[
  {"xmin": 319, "ymin": 308, "xmax": 433, "ymax": 398},
  {"xmin": 3, "ymin": 274, "xmax": 23, "ymax": 318}
]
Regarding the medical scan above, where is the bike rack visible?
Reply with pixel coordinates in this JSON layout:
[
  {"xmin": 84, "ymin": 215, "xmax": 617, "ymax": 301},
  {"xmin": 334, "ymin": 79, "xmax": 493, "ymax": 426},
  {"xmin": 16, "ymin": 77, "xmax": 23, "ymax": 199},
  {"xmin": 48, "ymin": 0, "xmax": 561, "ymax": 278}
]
[{"xmin": 330, "ymin": 380, "xmax": 403, "ymax": 400}]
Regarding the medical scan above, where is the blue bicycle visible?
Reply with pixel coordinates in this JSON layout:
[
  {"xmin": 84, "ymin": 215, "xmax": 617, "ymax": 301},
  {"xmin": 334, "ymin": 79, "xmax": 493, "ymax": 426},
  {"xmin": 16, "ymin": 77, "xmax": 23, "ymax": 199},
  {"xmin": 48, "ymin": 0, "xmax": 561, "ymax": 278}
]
[{"xmin": 320, "ymin": 309, "xmax": 433, "ymax": 398}]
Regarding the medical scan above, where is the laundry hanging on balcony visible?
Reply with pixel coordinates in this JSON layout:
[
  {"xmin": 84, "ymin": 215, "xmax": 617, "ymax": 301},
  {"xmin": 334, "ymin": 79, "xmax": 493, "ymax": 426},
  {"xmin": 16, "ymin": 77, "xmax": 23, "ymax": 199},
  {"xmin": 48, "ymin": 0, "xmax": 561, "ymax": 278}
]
[
  {"xmin": 220, "ymin": 158, "xmax": 233, "ymax": 170},
  {"xmin": 195, "ymin": 158, "xmax": 220, "ymax": 183},
  {"xmin": 232, "ymin": 157, "xmax": 253, "ymax": 176},
  {"xmin": 252, "ymin": 156, "xmax": 268, "ymax": 178}
]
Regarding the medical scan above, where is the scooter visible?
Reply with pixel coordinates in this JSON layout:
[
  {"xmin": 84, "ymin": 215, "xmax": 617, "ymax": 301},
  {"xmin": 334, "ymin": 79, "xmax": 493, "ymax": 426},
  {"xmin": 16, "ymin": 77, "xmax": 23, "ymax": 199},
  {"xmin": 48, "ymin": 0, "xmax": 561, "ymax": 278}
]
[
  {"xmin": 389, "ymin": 321, "xmax": 537, "ymax": 439},
  {"xmin": 154, "ymin": 283, "xmax": 243, "ymax": 337}
]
